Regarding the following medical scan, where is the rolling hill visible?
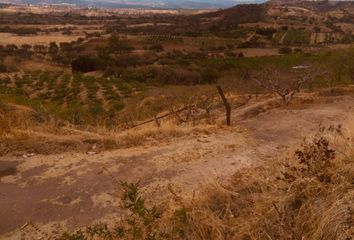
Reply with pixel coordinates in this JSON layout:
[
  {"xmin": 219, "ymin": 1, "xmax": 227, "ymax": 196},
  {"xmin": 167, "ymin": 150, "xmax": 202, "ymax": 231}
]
[{"xmin": 0, "ymin": 0, "xmax": 266, "ymax": 9}]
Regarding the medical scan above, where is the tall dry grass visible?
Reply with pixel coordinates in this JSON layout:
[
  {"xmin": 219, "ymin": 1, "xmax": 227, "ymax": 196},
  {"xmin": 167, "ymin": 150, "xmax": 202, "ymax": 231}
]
[
  {"xmin": 0, "ymin": 101, "xmax": 219, "ymax": 156},
  {"xmin": 168, "ymin": 123, "xmax": 353, "ymax": 240}
]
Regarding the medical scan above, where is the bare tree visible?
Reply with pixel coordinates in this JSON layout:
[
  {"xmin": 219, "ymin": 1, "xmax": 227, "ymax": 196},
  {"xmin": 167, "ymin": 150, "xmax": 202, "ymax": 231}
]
[{"xmin": 251, "ymin": 66, "xmax": 322, "ymax": 104}]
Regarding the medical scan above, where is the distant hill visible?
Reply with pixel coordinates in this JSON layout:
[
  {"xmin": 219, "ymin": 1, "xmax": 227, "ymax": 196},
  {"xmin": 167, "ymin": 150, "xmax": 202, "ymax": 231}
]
[
  {"xmin": 0, "ymin": 0, "xmax": 266, "ymax": 9},
  {"xmin": 203, "ymin": 3, "xmax": 266, "ymax": 24}
]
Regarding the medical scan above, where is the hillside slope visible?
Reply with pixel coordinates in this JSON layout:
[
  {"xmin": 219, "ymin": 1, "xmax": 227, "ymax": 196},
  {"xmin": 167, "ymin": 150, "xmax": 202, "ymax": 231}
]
[{"xmin": 1, "ymin": 92, "xmax": 354, "ymax": 238}]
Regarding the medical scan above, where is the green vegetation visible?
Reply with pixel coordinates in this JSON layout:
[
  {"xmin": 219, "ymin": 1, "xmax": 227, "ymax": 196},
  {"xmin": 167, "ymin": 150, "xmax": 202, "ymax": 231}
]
[
  {"xmin": 146, "ymin": 35, "xmax": 183, "ymax": 44},
  {"xmin": 1, "ymin": 46, "xmax": 354, "ymax": 126},
  {"xmin": 283, "ymin": 29, "xmax": 311, "ymax": 46},
  {"xmin": 279, "ymin": 47, "xmax": 292, "ymax": 54},
  {"xmin": 1, "ymin": 1, "xmax": 354, "ymax": 128}
]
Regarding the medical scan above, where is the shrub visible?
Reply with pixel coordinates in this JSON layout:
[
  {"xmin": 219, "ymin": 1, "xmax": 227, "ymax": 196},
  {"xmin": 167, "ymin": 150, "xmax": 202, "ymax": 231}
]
[
  {"xmin": 283, "ymin": 136, "xmax": 336, "ymax": 183},
  {"xmin": 283, "ymin": 29, "xmax": 311, "ymax": 45},
  {"xmin": 111, "ymin": 102, "xmax": 125, "ymax": 111},
  {"xmin": 279, "ymin": 47, "xmax": 292, "ymax": 54},
  {"xmin": 71, "ymin": 56, "xmax": 99, "ymax": 73},
  {"xmin": 33, "ymin": 45, "xmax": 47, "ymax": 54},
  {"xmin": 89, "ymin": 103, "xmax": 104, "ymax": 116},
  {"xmin": 256, "ymin": 27, "xmax": 277, "ymax": 39},
  {"xmin": 108, "ymin": 35, "xmax": 134, "ymax": 53},
  {"xmin": 201, "ymin": 68, "xmax": 218, "ymax": 83},
  {"xmin": 60, "ymin": 182, "xmax": 166, "ymax": 240},
  {"xmin": 48, "ymin": 41, "xmax": 59, "ymax": 56}
]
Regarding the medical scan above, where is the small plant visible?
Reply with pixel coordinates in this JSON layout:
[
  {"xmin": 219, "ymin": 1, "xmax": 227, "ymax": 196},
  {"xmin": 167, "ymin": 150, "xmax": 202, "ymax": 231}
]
[
  {"xmin": 295, "ymin": 136, "xmax": 335, "ymax": 181},
  {"xmin": 119, "ymin": 182, "xmax": 165, "ymax": 240},
  {"xmin": 282, "ymin": 136, "xmax": 336, "ymax": 183},
  {"xmin": 59, "ymin": 182, "xmax": 169, "ymax": 240}
]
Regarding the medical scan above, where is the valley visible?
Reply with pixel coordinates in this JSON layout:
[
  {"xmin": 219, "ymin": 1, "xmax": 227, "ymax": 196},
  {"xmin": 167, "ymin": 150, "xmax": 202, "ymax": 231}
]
[{"xmin": 0, "ymin": 1, "xmax": 353, "ymax": 239}]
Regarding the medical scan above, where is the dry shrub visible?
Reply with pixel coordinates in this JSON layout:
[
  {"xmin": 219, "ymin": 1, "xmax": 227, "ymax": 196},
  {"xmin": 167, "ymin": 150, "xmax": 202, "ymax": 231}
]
[
  {"xmin": 0, "ymin": 114, "xmax": 11, "ymax": 136},
  {"xmin": 163, "ymin": 125, "xmax": 353, "ymax": 240}
]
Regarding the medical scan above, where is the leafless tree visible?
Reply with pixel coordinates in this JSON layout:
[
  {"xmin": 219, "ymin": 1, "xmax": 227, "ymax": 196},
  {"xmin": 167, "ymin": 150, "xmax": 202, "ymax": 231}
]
[{"xmin": 251, "ymin": 66, "xmax": 323, "ymax": 104}]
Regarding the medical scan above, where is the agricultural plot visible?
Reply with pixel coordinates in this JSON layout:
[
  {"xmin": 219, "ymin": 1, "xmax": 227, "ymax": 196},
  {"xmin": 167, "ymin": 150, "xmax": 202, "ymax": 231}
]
[
  {"xmin": 282, "ymin": 29, "xmax": 311, "ymax": 46},
  {"xmin": 146, "ymin": 35, "xmax": 184, "ymax": 44},
  {"xmin": 0, "ymin": 32, "xmax": 83, "ymax": 46},
  {"xmin": 0, "ymin": 71, "xmax": 139, "ymax": 123}
]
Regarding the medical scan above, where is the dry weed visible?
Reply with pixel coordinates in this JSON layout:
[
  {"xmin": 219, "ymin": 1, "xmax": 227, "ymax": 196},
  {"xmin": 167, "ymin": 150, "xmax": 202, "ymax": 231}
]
[
  {"xmin": 0, "ymin": 108, "xmax": 218, "ymax": 156},
  {"xmin": 177, "ymin": 124, "xmax": 354, "ymax": 240}
]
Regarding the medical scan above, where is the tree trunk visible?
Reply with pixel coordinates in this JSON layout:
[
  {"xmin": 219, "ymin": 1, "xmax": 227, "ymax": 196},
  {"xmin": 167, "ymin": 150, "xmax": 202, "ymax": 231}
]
[{"xmin": 216, "ymin": 85, "xmax": 231, "ymax": 126}]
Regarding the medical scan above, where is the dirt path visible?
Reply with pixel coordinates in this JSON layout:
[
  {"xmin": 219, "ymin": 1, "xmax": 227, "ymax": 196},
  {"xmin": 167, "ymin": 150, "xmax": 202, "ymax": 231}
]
[{"xmin": 0, "ymin": 95, "xmax": 353, "ymax": 239}]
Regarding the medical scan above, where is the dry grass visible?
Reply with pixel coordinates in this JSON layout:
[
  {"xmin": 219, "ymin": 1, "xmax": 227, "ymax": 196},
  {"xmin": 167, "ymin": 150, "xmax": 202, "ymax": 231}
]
[
  {"xmin": 0, "ymin": 102, "xmax": 218, "ymax": 156},
  {"xmin": 166, "ymin": 123, "xmax": 354, "ymax": 240},
  {"xmin": 0, "ymin": 32, "xmax": 82, "ymax": 46},
  {"xmin": 1, "ymin": 95, "xmax": 353, "ymax": 239},
  {"xmin": 57, "ymin": 122, "xmax": 353, "ymax": 240}
]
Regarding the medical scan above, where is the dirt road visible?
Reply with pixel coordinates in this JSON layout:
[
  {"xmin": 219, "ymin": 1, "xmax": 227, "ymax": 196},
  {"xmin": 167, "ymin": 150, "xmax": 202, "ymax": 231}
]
[{"xmin": 1, "ymin": 95, "xmax": 353, "ymax": 239}]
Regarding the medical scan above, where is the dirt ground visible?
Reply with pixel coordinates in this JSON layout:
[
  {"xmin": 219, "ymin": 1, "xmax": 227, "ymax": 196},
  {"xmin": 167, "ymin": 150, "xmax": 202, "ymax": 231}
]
[{"xmin": 0, "ymin": 94, "xmax": 353, "ymax": 239}]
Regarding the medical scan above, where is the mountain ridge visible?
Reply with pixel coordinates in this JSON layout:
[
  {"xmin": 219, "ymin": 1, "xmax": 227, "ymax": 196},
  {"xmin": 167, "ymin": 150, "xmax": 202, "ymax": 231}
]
[{"xmin": 0, "ymin": 0, "xmax": 266, "ymax": 9}]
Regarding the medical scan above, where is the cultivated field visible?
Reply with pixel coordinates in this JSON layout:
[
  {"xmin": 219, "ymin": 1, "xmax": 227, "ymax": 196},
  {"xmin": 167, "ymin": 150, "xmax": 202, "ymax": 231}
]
[{"xmin": 0, "ymin": 33, "xmax": 84, "ymax": 46}]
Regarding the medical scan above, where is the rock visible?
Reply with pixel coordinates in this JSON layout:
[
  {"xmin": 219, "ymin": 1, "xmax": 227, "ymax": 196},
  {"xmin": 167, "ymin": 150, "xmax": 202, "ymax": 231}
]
[{"xmin": 23, "ymin": 153, "xmax": 36, "ymax": 158}]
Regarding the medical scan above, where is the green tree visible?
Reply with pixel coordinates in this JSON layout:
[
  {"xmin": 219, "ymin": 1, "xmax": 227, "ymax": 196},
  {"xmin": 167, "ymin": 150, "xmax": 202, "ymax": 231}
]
[
  {"xmin": 48, "ymin": 41, "xmax": 59, "ymax": 56},
  {"xmin": 108, "ymin": 34, "xmax": 134, "ymax": 54}
]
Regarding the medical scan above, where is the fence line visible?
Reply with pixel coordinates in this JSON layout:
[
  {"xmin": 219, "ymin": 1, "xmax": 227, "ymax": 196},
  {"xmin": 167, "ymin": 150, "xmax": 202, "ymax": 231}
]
[{"xmin": 128, "ymin": 106, "xmax": 190, "ymax": 129}]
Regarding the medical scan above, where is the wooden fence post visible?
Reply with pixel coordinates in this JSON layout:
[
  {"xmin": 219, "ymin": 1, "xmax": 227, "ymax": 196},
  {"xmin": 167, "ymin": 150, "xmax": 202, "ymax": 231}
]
[
  {"xmin": 216, "ymin": 85, "xmax": 231, "ymax": 126},
  {"xmin": 154, "ymin": 116, "xmax": 161, "ymax": 127}
]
